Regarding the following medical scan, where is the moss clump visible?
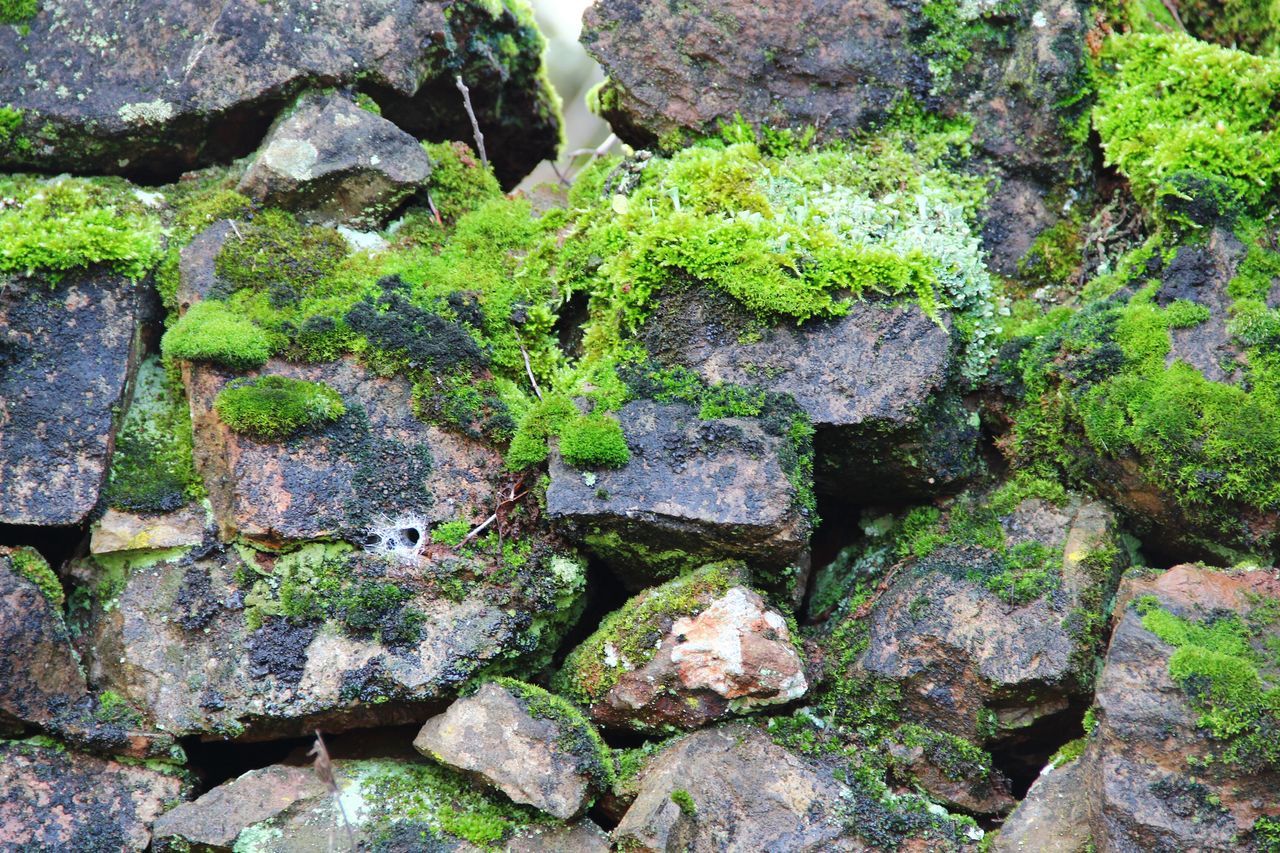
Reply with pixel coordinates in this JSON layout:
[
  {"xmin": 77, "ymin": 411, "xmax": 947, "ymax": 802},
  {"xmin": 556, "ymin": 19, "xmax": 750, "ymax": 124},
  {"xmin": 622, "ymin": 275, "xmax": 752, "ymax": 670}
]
[
  {"xmin": 8, "ymin": 546, "xmax": 62, "ymax": 609},
  {"xmin": 0, "ymin": 176, "xmax": 160, "ymax": 280},
  {"xmin": 0, "ymin": 107, "xmax": 27, "ymax": 155},
  {"xmin": 1093, "ymin": 33, "xmax": 1280, "ymax": 212},
  {"xmin": 897, "ymin": 723, "xmax": 996, "ymax": 783},
  {"xmin": 1049, "ymin": 736, "xmax": 1087, "ymax": 768},
  {"xmin": 161, "ymin": 300, "xmax": 275, "ymax": 370},
  {"xmin": 104, "ymin": 356, "xmax": 204, "ymax": 513},
  {"xmin": 0, "ymin": 0, "xmax": 37, "ymax": 24},
  {"xmin": 422, "ymin": 141, "xmax": 503, "ymax": 224},
  {"xmin": 1177, "ymin": 0, "xmax": 1280, "ymax": 55},
  {"xmin": 490, "ymin": 677, "xmax": 616, "ymax": 793},
  {"xmin": 1136, "ymin": 594, "xmax": 1280, "ymax": 770},
  {"xmin": 505, "ymin": 394, "xmax": 578, "ymax": 470},
  {"xmin": 669, "ymin": 788, "xmax": 696, "ymax": 816},
  {"xmin": 554, "ymin": 563, "xmax": 742, "ymax": 705},
  {"xmin": 94, "ymin": 690, "xmax": 142, "ymax": 727},
  {"xmin": 213, "ymin": 375, "xmax": 346, "ymax": 440},
  {"xmin": 558, "ymin": 412, "xmax": 629, "ymax": 468},
  {"xmin": 215, "ymin": 209, "xmax": 348, "ymax": 307}
]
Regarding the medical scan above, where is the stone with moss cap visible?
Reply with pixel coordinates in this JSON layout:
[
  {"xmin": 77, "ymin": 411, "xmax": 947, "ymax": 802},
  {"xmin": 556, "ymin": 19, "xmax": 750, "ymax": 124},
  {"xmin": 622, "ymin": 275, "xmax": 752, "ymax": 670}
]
[
  {"xmin": 414, "ymin": 679, "xmax": 614, "ymax": 820},
  {"xmin": 0, "ymin": 0, "xmax": 559, "ymax": 187}
]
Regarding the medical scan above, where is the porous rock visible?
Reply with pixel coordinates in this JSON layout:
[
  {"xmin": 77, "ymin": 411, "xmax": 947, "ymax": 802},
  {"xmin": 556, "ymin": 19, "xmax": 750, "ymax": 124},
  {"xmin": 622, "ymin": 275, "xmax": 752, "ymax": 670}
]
[
  {"xmin": 91, "ymin": 505, "xmax": 208, "ymax": 554},
  {"xmin": 237, "ymin": 91, "xmax": 432, "ymax": 227}
]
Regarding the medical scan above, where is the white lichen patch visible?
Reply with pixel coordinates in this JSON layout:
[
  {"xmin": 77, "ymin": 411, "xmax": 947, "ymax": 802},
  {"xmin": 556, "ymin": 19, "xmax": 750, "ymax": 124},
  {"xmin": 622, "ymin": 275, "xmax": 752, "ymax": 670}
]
[{"xmin": 118, "ymin": 99, "xmax": 175, "ymax": 125}]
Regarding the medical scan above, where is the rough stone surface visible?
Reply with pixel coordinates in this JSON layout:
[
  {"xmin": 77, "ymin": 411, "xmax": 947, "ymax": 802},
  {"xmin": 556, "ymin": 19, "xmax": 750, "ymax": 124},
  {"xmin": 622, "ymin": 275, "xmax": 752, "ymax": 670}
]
[
  {"xmin": 1082, "ymin": 565, "xmax": 1280, "ymax": 851},
  {"xmin": 613, "ymin": 724, "xmax": 856, "ymax": 852},
  {"xmin": 593, "ymin": 586, "xmax": 807, "ymax": 731},
  {"xmin": 91, "ymin": 505, "xmax": 208, "ymax": 554},
  {"xmin": 641, "ymin": 289, "xmax": 981, "ymax": 500},
  {"xmin": 0, "ymin": 268, "xmax": 142, "ymax": 525},
  {"xmin": 238, "ymin": 91, "xmax": 432, "ymax": 227},
  {"xmin": 850, "ymin": 494, "xmax": 1121, "ymax": 743},
  {"xmin": 75, "ymin": 541, "xmax": 582, "ymax": 740},
  {"xmin": 151, "ymin": 764, "xmax": 325, "ymax": 851},
  {"xmin": 888, "ymin": 738, "xmax": 1016, "ymax": 816},
  {"xmin": 993, "ymin": 758, "xmax": 1090, "ymax": 853},
  {"xmin": 0, "ymin": 738, "xmax": 190, "ymax": 852},
  {"xmin": 414, "ymin": 682, "xmax": 602, "ymax": 820},
  {"xmin": 583, "ymin": 0, "xmax": 1092, "ymax": 274},
  {"xmin": 185, "ymin": 355, "xmax": 500, "ymax": 548},
  {"xmin": 546, "ymin": 399, "xmax": 808, "ymax": 590},
  {"xmin": 0, "ymin": 0, "xmax": 559, "ymax": 186}
]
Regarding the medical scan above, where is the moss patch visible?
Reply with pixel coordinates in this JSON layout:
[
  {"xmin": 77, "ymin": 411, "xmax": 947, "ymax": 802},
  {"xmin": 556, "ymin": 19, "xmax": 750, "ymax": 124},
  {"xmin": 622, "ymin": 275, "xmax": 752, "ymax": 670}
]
[
  {"xmin": 213, "ymin": 375, "xmax": 346, "ymax": 440},
  {"xmin": 0, "ymin": 0, "xmax": 37, "ymax": 25},
  {"xmin": 8, "ymin": 546, "xmax": 62, "ymax": 609},
  {"xmin": 161, "ymin": 300, "xmax": 275, "ymax": 370},
  {"xmin": 557, "ymin": 412, "xmax": 629, "ymax": 468}
]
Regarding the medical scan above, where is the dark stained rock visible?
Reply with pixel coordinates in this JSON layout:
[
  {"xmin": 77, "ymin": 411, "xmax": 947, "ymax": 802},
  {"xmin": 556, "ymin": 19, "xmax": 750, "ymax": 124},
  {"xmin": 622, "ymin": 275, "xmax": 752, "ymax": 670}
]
[
  {"xmin": 1081, "ymin": 565, "xmax": 1280, "ymax": 851},
  {"xmin": 0, "ymin": 737, "xmax": 191, "ymax": 852},
  {"xmin": 641, "ymin": 288, "xmax": 981, "ymax": 501},
  {"xmin": 184, "ymin": 355, "xmax": 500, "ymax": 548},
  {"xmin": 1157, "ymin": 227, "xmax": 1246, "ymax": 383},
  {"xmin": 414, "ymin": 681, "xmax": 611, "ymax": 820},
  {"xmin": 614, "ymin": 725, "xmax": 853, "ymax": 851},
  {"xmin": 887, "ymin": 735, "xmax": 1016, "ymax": 817},
  {"xmin": 992, "ymin": 757, "xmax": 1090, "ymax": 853},
  {"xmin": 0, "ymin": 267, "xmax": 142, "ymax": 525},
  {"xmin": 546, "ymin": 399, "xmax": 809, "ymax": 593},
  {"xmin": 833, "ymin": 490, "xmax": 1124, "ymax": 745},
  {"xmin": 583, "ymin": 0, "xmax": 1093, "ymax": 275},
  {"xmin": 237, "ymin": 91, "xmax": 432, "ymax": 227},
  {"xmin": 0, "ymin": 0, "xmax": 559, "ymax": 186}
]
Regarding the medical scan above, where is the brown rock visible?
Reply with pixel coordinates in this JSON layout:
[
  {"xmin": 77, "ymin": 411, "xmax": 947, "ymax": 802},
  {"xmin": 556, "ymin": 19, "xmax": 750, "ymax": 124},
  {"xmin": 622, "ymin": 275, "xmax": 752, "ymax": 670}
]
[
  {"xmin": 889, "ymin": 739, "xmax": 1016, "ymax": 816},
  {"xmin": 993, "ymin": 758, "xmax": 1091, "ymax": 853},
  {"xmin": 414, "ymin": 681, "xmax": 609, "ymax": 820},
  {"xmin": 0, "ymin": 267, "xmax": 142, "ymax": 525},
  {"xmin": 0, "ymin": 738, "xmax": 190, "ymax": 852},
  {"xmin": 238, "ymin": 91, "xmax": 432, "ymax": 227},
  {"xmin": 152, "ymin": 765, "xmax": 326, "ymax": 851},
  {"xmin": 91, "ymin": 505, "xmax": 208, "ymax": 554}
]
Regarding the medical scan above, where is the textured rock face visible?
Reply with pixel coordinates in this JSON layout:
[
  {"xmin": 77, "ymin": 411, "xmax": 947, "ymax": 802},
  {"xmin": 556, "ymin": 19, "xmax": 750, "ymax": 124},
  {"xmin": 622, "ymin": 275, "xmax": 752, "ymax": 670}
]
[
  {"xmin": 414, "ymin": 682, "xmax": 604, "ymax": 820},
  {"xmin": 0, "ymin": 268, "xmax": 142, "ymax": 525},
  {"xmin": 0, "ymin": 738, "xmax": 190, "ymax": 852},
  {"xmin": 1082, "ymin": 565, "xmax": 1280, "ymax": 851},
  {"xmin": 185, "ymin": 355, "xmax": 499, "ymax": 548},
  {"xmin": 642, "ymin": 289, "xmax": 980, "ymax": 500},
  {"xmin": 850, "ymin": 495, "xmax": 1121, "ymax": 743},
  {"xmin": 0, "ymin": 0, "xmax": 559, "ymax": 185},
  {"xmin": 993, "ymin": 758, "xmax": 1090, "ymax": 853},
  {"xmin": 90, "ymin": 506, "xmax": 208, "ymax": 554},
  {"xmin": 238, "ymin": 91, "xmax": 432, "ymax": 227},
  {"xmin": 594, "ymin": 586, "xmax": 807, "ymax": 731},
  {"xmin": 75, "ymin": 542, "xmax": 583, "ymax": 739},
  {"xmin": 614, "ymin": 724, "xmax": 854, "ymax": 852},
  {"xmin": 546, "ymin": 399, "xmax": 809, "ymax": 590}
]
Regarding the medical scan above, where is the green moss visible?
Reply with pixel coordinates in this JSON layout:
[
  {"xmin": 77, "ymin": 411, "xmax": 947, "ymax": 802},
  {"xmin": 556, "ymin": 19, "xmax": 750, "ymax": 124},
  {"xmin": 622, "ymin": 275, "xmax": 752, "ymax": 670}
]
[
  {"xmin": 898, "ymin": 723, "xmax": 995, "ymax": 782},
  {"xmin": 490, "ymin": 677, "xmax": 616, "ymax": 792},
  {"xmin": 8, "ymin": 546, "xmax": 62, "ymax": 609},
  {"xmin": 421, "ymin": 141, "xmax": 503, "ymax": 225},
  {"xmin": 1049, "ymin": 736, "xmax": 1087, "ymax": 768},
  {"xmin": 94, "ymin": 690, "xmax": 143, "ymax": 727},
  {"xmin": 670, "ymin": 788, "xmax": 696, "ymax": 816},
  {"xmin": 105, "ymin": 356, "xmax": 204, "ymax": 512},
  {"xmin": 505, "ymin": 394, "xmax": 577, "ymax": 470},
  {"xmin": 1137, "ymin": 596, "xmax": 1280, "ymax": 769},
  {"xmin": 1178, "ymin": 0, "xmax": 1280, "ymax": 55},
  {"xmin": 0, "ymin": 0, "xmax": 37, "ymax": 24},
  {"xmin": 215, "ymin": 209, "xmax": 348, "ymax": 306},
  {"xmin": 161, "ymin": 300, "xmax": 275, "ymax": 370},
  {"xmin": 0, "ymin": 106, "xmax": 25, "ymax": 153},
  {"xmin": 1094, "ymin": 33, "xmax": 1280, "ymax": 212},
  {"xmin": 213, "ymin": 375, "xmax": 345, "ymax": 440},
  {"xmin": 0, "ymin": 175, "xmax": 161, "ymax": 280},
  {"xmin": 1255, "ymin": 815, "xmax": 1280, "ymax": 852},
  {"xmin": 431, "ymin": 519, "xmax": 472, "ymax": 547},
  {"xmin": 354, "ymin": 92, "xmax": 382, "ymax": 115},
  {"xmin": 554, "ymin": 563, "xmax": 741, "ymax": 705},
  {"xmin": 558, "ymin": 412, "xmax": 629, "ymax": 468}
]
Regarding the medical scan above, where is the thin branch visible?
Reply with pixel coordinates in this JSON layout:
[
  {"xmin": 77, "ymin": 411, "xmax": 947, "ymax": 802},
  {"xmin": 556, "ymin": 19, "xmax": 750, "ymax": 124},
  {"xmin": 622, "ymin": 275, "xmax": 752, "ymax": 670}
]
[
  {"xmin": 309, "ymin": 731, "xmax": 355, "ymax": 851},
  {"xmin": 458, "ymin": 512, "xmax": 498, "ymax": 547},
  {"xmin": 227, "ymin": 220, "xmax": 244, "ymax": 241},
  {"xmin": 425, "ymin": 189, "xmax": 443, "ymax": 226},
  {"xmin": 515, "ymin": 334, "xmax": 543, "ymax": 401},
  {"xmin": 455, "ymin": 75, "xmax": 488, "ymax": 169}
]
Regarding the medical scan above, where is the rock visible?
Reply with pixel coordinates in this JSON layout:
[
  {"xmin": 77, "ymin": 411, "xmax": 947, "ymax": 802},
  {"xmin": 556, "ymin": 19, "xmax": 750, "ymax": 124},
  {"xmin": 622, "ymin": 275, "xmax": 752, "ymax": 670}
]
[
  {"xmin": 184, "ymin": 355, "xmax": 500, "ymax": 548},
  {"xmin": 74, "ymin": 538, "xmax": 586, "ymax": 740},
  {"xmin": 0, "ymin": 737, "xmax": 190, "ymax": 852},
  {"xmin": 993, "ymin": 758, "xmax": 1090, "ymax": 853},
  {"xmin": 546, "ymin": 399, "xmax": 810, "ymax": 592},
  {"xmin": 556, "ymin": 567, "xmax": 806, "ymax": 733},
  {"xmin": 582, "ymin": 0, "xmax": 1092, "ymax": 274},
  {"xmin": 237, "ymin": 91, "xmax": 432, "ymax": 227},
  {"xmin": 91, "ymin": 505, "xmax": 208, "ymax": 554},
  {"xmin": 613, "ymin": 724, "xmax": 854, "ymax": 852},
  {"xmin": 887, "ymin": 733, "xmax": 1016, "ymax": 816},
  {"xmin": 1081, "ymin": 565, "xmax": 1280, "ymax": 851},
  {"xmin": 0, "ymin": 0, "xmax": 559, "ymax": 186},
  {"xmin": 413, "ymin": 680, "xmax": 612, "ymax": 820},
  {"xmin": 0, "ymin": 267, "xmax": 142, "ymax": 525},
  {"xmin": 641, "ymin": 288, "xmax": 981, "ymax": 501},
  {"xmin": 830, "ymin": 487, "xmax": 1124, "ymax": 745},
  {"xmin": 152, "ymin": 764, "xmax": 326, "ymax": 852}
]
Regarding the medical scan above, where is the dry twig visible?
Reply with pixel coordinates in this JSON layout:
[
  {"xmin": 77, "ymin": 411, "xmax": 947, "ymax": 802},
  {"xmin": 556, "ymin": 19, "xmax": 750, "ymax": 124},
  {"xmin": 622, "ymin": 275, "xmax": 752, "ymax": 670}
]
[{"xmin": 455, "ymin": 75, "xmax": 488, "ymax": 169}]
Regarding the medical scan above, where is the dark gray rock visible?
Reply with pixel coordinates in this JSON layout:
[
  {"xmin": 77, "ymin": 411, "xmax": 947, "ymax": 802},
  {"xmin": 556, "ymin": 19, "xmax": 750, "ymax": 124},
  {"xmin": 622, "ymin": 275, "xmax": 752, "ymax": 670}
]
[
  {"xmin": 238, "ymin": 91, "xmax": 432, "ymax": 227},
  {"xmin": 0, "ymin": 267, "xmax": 142, "ymax": 526},
  {"xmin": 546, "ymin": 399, "xmax": 809, "ymax": 592},
  {"xmin": 0, "ymin": 0, "xmax": 559, "ymax": 186}
]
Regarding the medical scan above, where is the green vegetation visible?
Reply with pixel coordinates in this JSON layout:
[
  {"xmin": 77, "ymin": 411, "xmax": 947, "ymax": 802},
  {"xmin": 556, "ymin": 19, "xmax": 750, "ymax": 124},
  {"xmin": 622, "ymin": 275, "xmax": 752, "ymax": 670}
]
[
  {"xmin": 1255, "ymin": 815, "xmax": 1280, "ymax": 852},
  {"xmin": 94, "ymin": 690, "xmax": 143, "ymax": 727},
  {"xmin": 553, "ymin": 563, "xmax": 741, "ymax": 705},
  {"xmin": 0, "ymin": 175, "xmax": 160, "ymax": 280},
  {"xmin": 104, "ymin": 356, "xmax": 204, "ymax": 512},
  {"xmin": 1094, "ymin": 33, "xmax": 1280, "ymax": 212},
  {"xmin": 8, "ymin": 546, "xmax": 62, "ymax": 609},
  {"xmin": 161, "ymin": 300, "xmax": 275, "ymax": 370},
  {"xmin": 558, "ymin": 412, "xmax": 629, "ymax": 468},
  {"xmin": 1049, "ymin": 737, "xmax": 1087, "ymax": 768},
  {"xmin": 1177, "ymin": 0, "xmax": 1280, "ymax": 55},
  {"xmin": 1136, "ymin": 594, "xmax": 1280, "ymax": 770},
  {"xmin": 213, "ymin": 375, "xmax": 346, "ymax": 440},
  {"xmin": 491, "ymin": 678, "xmax": 616, "ymax": 792},
  {"xmin": 670, "ymin": 788, "xmax": 696, "ymax": 816},
  {"xmin": 422, "ymin": 141, "xmax": 503, "ymax": 224},
  {"xmin": 0, "ymin": 0, "xmax": 37, "ymax": 24}
]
